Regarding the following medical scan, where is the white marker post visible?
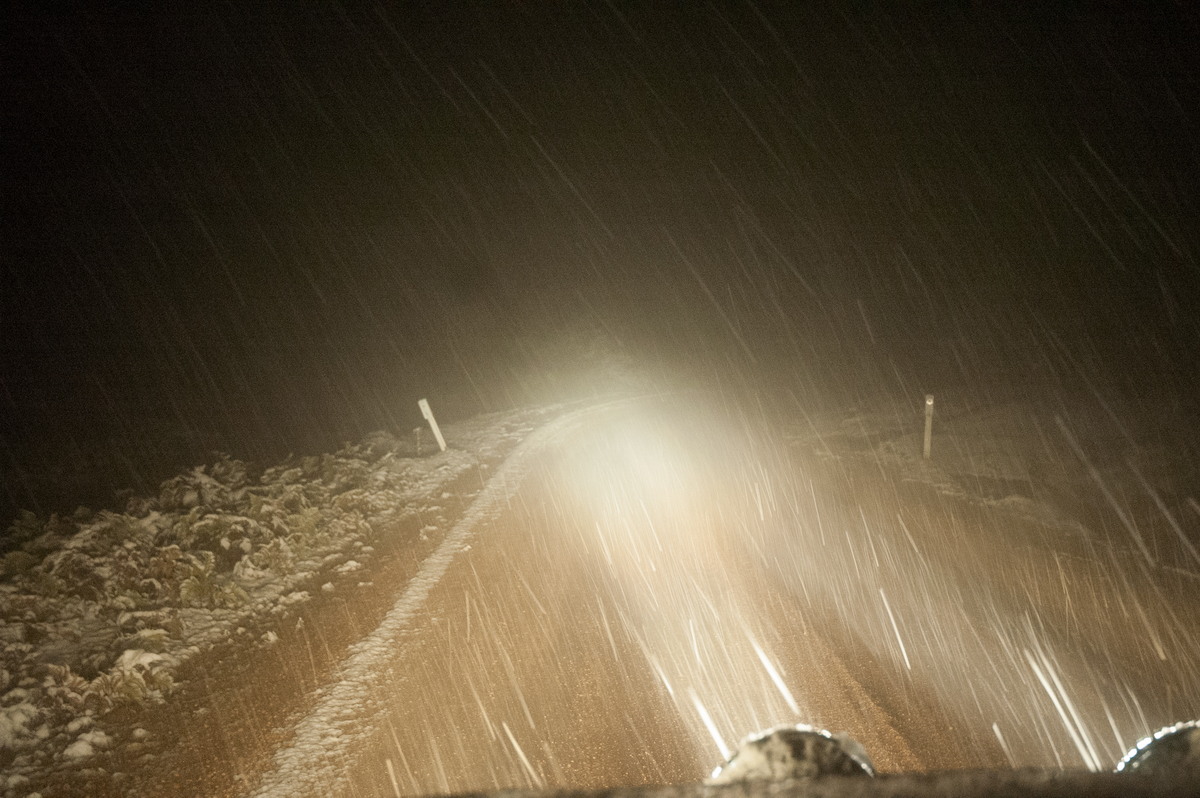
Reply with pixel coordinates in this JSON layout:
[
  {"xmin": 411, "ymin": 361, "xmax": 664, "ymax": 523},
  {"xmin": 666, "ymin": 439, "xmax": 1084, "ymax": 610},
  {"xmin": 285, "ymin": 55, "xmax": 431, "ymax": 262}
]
[
  {"xmin": 418, "ymin": 398, "xmax": 447, "ymax": 452},
  {"xmin": 923, "ymin": 394, "xmax": 934, "ymax": 459}
]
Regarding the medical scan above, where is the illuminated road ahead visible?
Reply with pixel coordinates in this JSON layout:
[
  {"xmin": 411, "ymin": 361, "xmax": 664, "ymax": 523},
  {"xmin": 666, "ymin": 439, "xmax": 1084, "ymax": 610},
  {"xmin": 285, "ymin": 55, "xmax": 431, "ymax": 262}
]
[{"xmin": 249, "ymin": 397, "xmax": 1199, "ymax": 797}]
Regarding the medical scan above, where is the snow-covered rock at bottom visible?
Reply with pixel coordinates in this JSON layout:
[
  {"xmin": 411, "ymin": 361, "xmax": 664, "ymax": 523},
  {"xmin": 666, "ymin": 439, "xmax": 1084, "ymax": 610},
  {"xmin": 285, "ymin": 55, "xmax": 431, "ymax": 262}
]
[
  {"xmin": 62, "ymin": 729, "xmax": 110, "ymax": 761},
  {"xmin": 65, "ymin": 716, "xmax": 93, "ymax": 734},
  {"xmin": 0, "ymin": 699, "xmax": 41, "ymax": 751}
]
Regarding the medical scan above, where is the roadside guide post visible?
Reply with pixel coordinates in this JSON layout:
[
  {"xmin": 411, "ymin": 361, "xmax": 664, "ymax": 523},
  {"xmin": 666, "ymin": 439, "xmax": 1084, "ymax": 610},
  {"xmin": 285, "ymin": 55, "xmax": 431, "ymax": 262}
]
[
  {"xmin": 418, "ymin": 398, "xmax": 447, "ymax": 452},
  {"xmin": 923, "ymin": 394, "xmax": 934, "ymax": 459}
]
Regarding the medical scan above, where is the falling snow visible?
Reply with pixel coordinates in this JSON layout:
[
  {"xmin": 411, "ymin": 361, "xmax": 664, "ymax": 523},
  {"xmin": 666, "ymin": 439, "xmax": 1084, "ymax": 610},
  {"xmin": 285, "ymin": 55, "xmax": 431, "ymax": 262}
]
[{"xmin": 2, "ymin": 2, "xmax": 1199, "ymax": 796}]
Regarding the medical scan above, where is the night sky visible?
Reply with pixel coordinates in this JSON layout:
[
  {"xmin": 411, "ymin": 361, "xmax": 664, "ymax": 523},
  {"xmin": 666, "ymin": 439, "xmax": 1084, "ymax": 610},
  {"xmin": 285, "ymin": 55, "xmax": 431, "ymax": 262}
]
[{"xmin": 2, "ymin": 2, "xmax": 1198, "ymax": 524}]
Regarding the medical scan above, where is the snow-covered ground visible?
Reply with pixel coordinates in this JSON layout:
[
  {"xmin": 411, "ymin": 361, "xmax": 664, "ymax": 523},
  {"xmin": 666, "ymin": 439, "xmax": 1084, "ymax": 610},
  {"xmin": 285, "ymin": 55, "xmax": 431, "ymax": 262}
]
[
  {"xmin": 775, "ymin": 388, "xmax": 1200, "ymax": 771},
  {"xmin": 792, "ymin": 389, "xmax": 1200, "ymax": 578},
  {"xmin": 2, "ymin": 386, "xmax": 1197, "ymax": 797},
  {"xmin": 0, "ymin": 405, "xmax": 561, "ymax": 797}
]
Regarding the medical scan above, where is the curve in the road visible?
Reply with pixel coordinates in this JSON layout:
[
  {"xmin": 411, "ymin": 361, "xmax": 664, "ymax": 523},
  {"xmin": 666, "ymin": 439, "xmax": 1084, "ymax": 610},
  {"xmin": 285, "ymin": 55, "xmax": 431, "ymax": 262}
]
[{"xmin": 248, "ymin": 403, "xmax": 623, "ymax": 798}]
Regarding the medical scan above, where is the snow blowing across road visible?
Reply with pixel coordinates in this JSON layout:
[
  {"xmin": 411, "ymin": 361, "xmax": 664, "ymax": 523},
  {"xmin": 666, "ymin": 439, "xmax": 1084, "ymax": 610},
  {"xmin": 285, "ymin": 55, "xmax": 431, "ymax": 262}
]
[{"xmin": 249, "ymin": 402, "xmax": 620, "ymax": 798}]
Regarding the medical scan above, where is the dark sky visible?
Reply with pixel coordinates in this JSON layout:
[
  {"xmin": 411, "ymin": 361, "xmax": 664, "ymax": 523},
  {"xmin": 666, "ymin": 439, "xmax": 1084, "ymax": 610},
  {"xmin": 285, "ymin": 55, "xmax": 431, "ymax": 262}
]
[{"xmin": 2, "ymin": 2, "xmax": 1198, "ymax": 520}]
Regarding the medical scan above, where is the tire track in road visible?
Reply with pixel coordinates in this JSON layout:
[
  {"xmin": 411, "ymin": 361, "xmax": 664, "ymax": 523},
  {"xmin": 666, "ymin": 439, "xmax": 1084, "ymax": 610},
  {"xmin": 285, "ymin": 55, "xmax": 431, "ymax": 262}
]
[
  {"xmin": 324, "ymin": 395, "xmax": 986, "ymax": 793},
  {"xmin": 251, "ymin": 393, "xmax": 1023, "ymax": 797},
  {"xmin": 248, "ymin": 402, "xmax": 631, "ymax": 798}
]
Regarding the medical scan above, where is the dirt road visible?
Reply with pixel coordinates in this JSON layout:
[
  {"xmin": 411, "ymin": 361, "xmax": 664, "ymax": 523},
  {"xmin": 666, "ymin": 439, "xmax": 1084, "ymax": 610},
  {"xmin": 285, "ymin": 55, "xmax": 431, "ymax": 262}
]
[{"xmin": 240, "ymin": 395, "xmax": 1199, "ymax": 797}]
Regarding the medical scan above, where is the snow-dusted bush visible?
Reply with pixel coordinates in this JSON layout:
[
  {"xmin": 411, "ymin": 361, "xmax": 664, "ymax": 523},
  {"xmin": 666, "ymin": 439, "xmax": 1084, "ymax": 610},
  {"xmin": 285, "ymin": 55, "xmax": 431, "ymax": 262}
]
[
  {"xmin": 67, "ymin": 511, "xmax": 153, "ymax": 557},
  {"xmin": 42, "ymin": 551, "xmax": 105, "ymax": 601},
  {"xmin": 281, "ymin": 507, "xmax": 332, "ymax": 559},
  {"xmin": 321, "ymin": 456, "xmax": 373, "ymax": 493},
  {"xmin": 258, "ymin": 468, "xmax": 329, "ymax": 512},
  {"xmin": 250, "ymin": 538, "xmax": 295, "ymax": 576},
  {"xmin": 177, "ymin": 551, "xmax": 247, "ymax": 609},
  {"xmin": 13, "ymin": 568, "xmax": 65, "ymax": 599},
  {"xmin": 0, "ymin": 592, "xmax": 53, "ymax": 626},
  {"xmin": 231, "ymin": 554, "xmax": 270, "ymax": 583},
  {"xmin": 159, "ymin": 469, "xmax": 210, "ymax": 511},
  {"xmin": 286, "ymin": 506, "xmax": 321, "ymax": 540},
  {"xmin": 108, "ymin": 547, "xmax": 152, "ymax": 601},
  {"xmin": 208, "ymin": 453, "xmax": 250, "ymax": 490},
  {"xmin": 246, "ymin": 492, "xmax": 291, "ymax": 536},
  {"xmin": 158, "ymin": 454, "xmax": 251, "ymax": 513},
  {"xmin": 0, "ymin": 698, "xmax": 41, "ymax": 752},
  {"xmin": 55, "ymin": 649, "xmax": 178, "ymax": 714},
  {"xmin": 42, "ymin": 648, "xmax": 180, "ymax": 718},
  {"xmin": 163, "ymin": 511, "xmax": 269, "ymax": 570},
  {"xmin": 126, "ymin": 544, "xmax": 190, "ymax": 603},
  {"xmin": 333, "ymin": 487, "xmax": 404, "ymax": 518},
  {"xmin": 113, "ymin": 628, "xmax": 171, "ymax": 655},
  {"xmin": 343, "ymin": 430, "xmax": 401, "ymax": 462},
  {"xmin": 43, "ymin": 665, "xmax": 89, "ymax": 713},
  {"xmin": 326, "ymin": 510, "xmax": 372, "ymax": 545}
]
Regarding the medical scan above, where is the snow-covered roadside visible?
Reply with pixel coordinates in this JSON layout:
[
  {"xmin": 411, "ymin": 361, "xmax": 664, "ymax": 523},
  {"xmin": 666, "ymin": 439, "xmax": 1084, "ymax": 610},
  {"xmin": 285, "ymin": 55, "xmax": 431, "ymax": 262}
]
[
  {"xmin": 788, "ymin": 393, "xmax": 1200, "ymax": 576},
  {"xmin": 0, "ymin": 404, "xmax": 561, "ymax": 798},
  {"xmin": 778, "ymin": 391, "xmax": 1200, "ymax": 769},
  {"xmin": 249, "ymin": 399, "xmax": 626, "ymax": 798}
]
